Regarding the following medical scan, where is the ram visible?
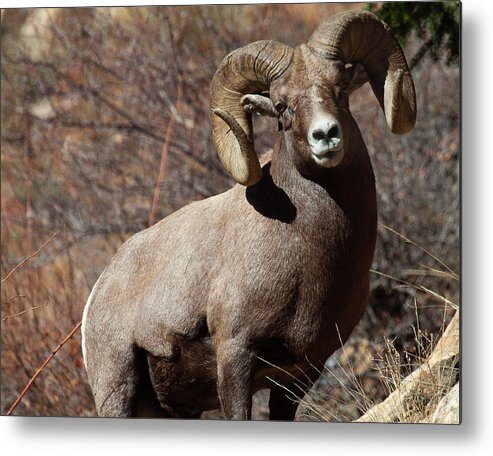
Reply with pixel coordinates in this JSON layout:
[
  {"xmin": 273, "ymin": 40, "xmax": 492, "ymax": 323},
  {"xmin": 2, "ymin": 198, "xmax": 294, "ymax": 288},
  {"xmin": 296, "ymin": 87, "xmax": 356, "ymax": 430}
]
[{"xmin": 82, "ymin": 10, "xmax": 416, "ymax": 420}]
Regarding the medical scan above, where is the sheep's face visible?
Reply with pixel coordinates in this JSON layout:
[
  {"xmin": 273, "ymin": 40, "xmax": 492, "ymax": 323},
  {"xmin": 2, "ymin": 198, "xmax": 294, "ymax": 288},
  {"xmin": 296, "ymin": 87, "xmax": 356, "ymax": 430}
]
[
  {"xmin": 272, "ymin": 51, "xmax": 367, "ymax": 176},
  {"xmin": 241, "ymin": 48, "xmax": 367, "ymax": 178}
]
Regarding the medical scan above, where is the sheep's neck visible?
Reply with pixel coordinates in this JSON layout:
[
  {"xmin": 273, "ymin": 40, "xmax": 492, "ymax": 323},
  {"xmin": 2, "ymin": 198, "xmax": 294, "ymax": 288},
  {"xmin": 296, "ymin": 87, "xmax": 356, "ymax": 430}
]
[
  {"xmin": 269, "ymin": 133, "xmax": 362, "ymax": 196},
  {"xmin": 268, "ymin": 131, "xmax": 377, "ymax": 230}
]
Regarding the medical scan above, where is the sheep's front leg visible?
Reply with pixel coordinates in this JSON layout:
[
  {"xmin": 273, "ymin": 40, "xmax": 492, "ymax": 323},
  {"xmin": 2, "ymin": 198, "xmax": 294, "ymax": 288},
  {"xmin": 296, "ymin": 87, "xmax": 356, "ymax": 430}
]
[
  {"xmin": 269, "ymin": 366, "xmax": 322, "ymax": 421},
  {"xmin": 216, "ymin": 339, "xmax": 255, "ymax": 420},
  {"xmin": 269, "ymin": 382, "xmax": 299, "ymax": 421}
]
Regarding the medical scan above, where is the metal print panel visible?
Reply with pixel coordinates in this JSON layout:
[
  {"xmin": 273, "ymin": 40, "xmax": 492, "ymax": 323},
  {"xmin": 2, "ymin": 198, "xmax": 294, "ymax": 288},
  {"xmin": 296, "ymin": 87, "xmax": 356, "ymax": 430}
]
[{"xmin": 1, "ymin": 2, "xmax": 460, "ymax": 423}]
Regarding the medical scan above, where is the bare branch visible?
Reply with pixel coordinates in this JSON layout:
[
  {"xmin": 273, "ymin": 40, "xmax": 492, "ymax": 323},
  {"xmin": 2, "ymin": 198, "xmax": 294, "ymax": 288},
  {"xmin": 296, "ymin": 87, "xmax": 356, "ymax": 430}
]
[
  {"xmin": 2, "ymin": 232, "xmax": 58, "ymax": 283},
  {"xmin": 6, "ymin": 321, "xmax": 82, "ymax": 416},
  {"xmin": 2, "ymin": 304, "xmax": 48, "ymax": 322}
]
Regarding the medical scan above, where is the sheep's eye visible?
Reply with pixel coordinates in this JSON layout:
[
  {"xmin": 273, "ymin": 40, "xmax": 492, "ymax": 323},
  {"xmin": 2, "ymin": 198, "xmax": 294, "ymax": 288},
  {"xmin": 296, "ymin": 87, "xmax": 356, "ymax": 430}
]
[
  {"xmin": 338, "ymin": 84, "xmax": 349, "ymax": 99},
  {"xmin": 275, "ymin": 102, "xmax": 287, "ymax": 114}
]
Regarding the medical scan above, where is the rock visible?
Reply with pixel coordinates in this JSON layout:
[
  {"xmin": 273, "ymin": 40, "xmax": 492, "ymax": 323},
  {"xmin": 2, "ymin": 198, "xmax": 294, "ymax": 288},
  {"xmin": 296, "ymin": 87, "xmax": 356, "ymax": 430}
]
[{"xmin": 428, "ymin": 382, "xmax": 460, "ymax": 424}]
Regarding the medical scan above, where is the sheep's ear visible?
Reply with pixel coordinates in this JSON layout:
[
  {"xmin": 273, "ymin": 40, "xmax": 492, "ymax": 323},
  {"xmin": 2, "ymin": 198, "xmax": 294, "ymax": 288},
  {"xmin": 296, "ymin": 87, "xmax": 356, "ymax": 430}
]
[
  {"xmin": 346, "ymin": 62, "xmax": 368, "ymax": 95},
  {"xmin": 241, "ymin": 94, "xmax": 278, "ymax": 118}
]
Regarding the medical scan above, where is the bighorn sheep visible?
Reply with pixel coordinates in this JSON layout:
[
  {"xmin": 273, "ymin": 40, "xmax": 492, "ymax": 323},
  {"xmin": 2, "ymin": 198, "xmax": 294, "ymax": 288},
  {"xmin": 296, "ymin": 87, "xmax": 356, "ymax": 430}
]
[{"xmin": 82, "ymin": 10, "xmax": 416, "ymax": 420}]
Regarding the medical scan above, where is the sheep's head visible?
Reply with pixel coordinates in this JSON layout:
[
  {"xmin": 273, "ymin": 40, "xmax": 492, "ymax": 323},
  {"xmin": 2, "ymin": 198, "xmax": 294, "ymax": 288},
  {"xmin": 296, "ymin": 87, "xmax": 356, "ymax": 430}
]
[
  {"xmin": 261, "ymin": 52, "xmax": 369, "ymax": 176},
  {"xmin": 210, "ymin": 10, "xmax": 417, "ymax": 186}
]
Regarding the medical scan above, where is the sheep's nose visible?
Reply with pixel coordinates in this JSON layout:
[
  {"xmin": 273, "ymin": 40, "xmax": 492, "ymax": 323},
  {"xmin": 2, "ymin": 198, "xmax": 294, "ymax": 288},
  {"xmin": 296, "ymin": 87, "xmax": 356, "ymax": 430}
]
[
  {"xmin": 311, "ymin": 122, "xmax": 340, "ymax": 142},
  {"xmin": 309, "ymin": 118, "xmax": 343, "ymax": 155}
]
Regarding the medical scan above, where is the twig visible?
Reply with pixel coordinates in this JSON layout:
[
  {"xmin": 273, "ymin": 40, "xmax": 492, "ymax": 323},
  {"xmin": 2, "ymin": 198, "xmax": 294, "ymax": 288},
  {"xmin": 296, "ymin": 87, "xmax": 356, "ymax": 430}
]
[
  {"xmin": 370, "ymin": 268, "xmax": 458, "ymax": 311},
  {"xmin": 2, "ymin": 304, "xmax": 47, "ymax": 322},
  {"xmin": 1, "ymin": 232, "xmax": 58, "ymax": 283},
  {"xmin": 6, "ymin": 320, "xmax": 82, "ymax": 416},
  {"xmin": 379, "ymin": 223, "xmax": 459, "ymax": 280},
  {"xmin": 1, "ymin": 294, "xmax": 26, "ymax": 305},
  {"xmin": 148, "ymin": 81, "xmax": 183, "ymax": 227},
  {"xmin": 23, "ymin": 115, "xmax": 33, "ymax": 252}
]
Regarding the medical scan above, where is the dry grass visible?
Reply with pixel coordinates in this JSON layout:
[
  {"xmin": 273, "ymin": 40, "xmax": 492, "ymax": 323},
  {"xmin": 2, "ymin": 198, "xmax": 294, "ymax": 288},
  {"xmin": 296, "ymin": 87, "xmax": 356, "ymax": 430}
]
[{"xmin": 293, "ymin": 308, "xmax": 458, "ymax": 423}]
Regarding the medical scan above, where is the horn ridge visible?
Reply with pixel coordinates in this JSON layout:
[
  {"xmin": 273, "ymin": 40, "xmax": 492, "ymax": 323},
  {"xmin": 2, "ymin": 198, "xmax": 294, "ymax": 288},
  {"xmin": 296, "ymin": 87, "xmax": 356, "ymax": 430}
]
[
  {"xmin": 307, "ymin": 10, "xmax": 416, "ymax": 134},
  {"xmin": 210, "ymin": 40, "xmax": 293, "ymax": 186}
]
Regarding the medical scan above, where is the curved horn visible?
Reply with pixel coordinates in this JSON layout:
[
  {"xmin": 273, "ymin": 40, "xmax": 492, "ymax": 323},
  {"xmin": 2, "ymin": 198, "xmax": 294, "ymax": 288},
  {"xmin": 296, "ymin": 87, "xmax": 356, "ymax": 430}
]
[
  {"xmin": 307, "ymin": 10, "xmax": 416, "ymax": 134},
  {"xmin": 210, "ymin": 40, "xmax": 293, "ymax": 186}
]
